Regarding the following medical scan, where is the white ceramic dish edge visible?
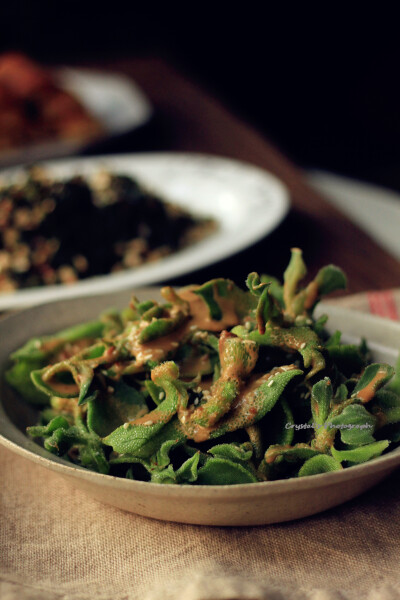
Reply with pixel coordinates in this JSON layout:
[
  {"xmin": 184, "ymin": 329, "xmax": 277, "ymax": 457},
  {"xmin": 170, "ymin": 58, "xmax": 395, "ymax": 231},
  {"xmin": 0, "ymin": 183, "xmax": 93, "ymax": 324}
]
[
  {"xmin": 0, "ymin": 291, "xmax": 399, "ymax": 526},
  {"xmin": 0, "ymin": 153, "xmax": 290, "ymax": 310},
  {"xmin": 0, "ymin": 68, "xmax": 153, "ymax": 168}
]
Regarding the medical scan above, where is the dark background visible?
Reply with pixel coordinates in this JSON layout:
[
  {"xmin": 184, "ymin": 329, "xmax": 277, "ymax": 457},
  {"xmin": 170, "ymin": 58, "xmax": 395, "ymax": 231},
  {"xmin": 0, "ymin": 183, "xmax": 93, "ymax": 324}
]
[{"xmin": 1, "ymin": 3, "xmax": 400, "ymax": 191}]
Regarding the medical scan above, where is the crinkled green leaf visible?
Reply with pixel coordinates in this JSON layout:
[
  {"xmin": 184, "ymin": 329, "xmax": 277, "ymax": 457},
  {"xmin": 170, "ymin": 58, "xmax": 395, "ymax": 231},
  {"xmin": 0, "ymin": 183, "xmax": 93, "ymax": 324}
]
[
  {"xmin": 150, "ymin": 464, "xmax": 177, "ymax": 484},
  {"xmin": 138, "ymin": 311, "xmax": 185, "ymax": 344},
  {"xmin": 265, "ymin": 444, "xmax": 320, "ymax": 464},
  {"xmin": 373, "ymin": 390, "xmax": 400, "ymax": 425},
  {"xmin": 28, "ymin": 417, "xmax": 109, "ymax": 474},
  {"xmin": 27, "ymin": 415, "xmax": 70, "ymax": 438},
  {"xmin": 10, "ymin": 320, "xmax": 105, "ymax": 362},
  {"xmin": 245, "ymin": 424, "xmax": 264, "ymax": 458},
  {"xmin": 144, "ymin": 380, "xmax": 165, "ymax": 406},
  {"xmin": 5, "ymin": 358, "xmax": 49, "ymax": 405},
  {"xmin": 353, "ymin": 363, "xmax": 394, "ymax": 402},
  {"xmin": 388, "ymin": 354, "xmax": 400, "ymax": 394},
  {"xmin": 193, "ymin": 278, "xmax": 255, "ymax": 323},
  {"xmin": 313, "ymin": 314, "xmax": 329, "ymax": 337},
  {"xmin": 185, "ymin": 336, "xmax": 258, "ymax": 431},
  {"xmin": 31, "ymin": 360, "xmax": 95, "ymax": 404},
  {"xmin": 210, "ymin": 369, "xmax": 303, "ymax": 438},
  {"xmin": 260, "ymin": 274, "xmax": 284, "ymax": 307},
  {"xmin": 197, "ymin": 457, "xmax": 258, "ymax": 485},
  {"xmin": 298, "ymin": 454, "xmax": 342, "ymax": 476},
  {"xmin": 176, "ymin": 452, "xmax": 200, "ymax": 483},
  {"xmin": 87, "ymin": 381, "xmax": 148, "ymax": 438},
  {"xmin": 208, "ymin": 443, "xmax": 253, "ymax": 463},
  {"xmin": 103, "ymin": 362, "xmax": 185, "ymax": 454},
  {"xmin": 315, "ymin": 265, "xmax": 347, "ymax": 296},
  {"xmin": 246, "ymin": 273, "xmax": 278, "ymax": 332},
  {"xmin": 237, "ymin": 324, "xmax": 325, "ymax": 379},
  {"xmin": 311, "ymin": 378, "xmax": 333, "ymax": 426},
  {"xmin": 283, "ymin": 248, "xmax": 307, "ymax": 314},
  {"xmin": 331, "ymin": 440, "xmax": 389, "ymax": 464},
  {"xmin": 335, "ymin": 383, "xmax": 348, "ymax": 402},
  {"xmin": 329, "ymin": 404, "xmax": 377, "ymax": 446},
  {"xmin": 153, "ymin": 438, "xmax": 183, "ymax": 469}
]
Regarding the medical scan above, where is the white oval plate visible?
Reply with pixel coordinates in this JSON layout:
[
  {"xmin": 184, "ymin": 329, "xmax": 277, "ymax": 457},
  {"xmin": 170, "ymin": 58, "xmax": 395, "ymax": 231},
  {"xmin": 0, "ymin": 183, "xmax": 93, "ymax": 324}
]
[
  {"xmin": 0, "ymin": 290, "xmax": 399, "ymax": 526},
  {"xmin": 0, "ymin": 68, "xmax": 152, "ymax": 168},
  {"xmin": 0, "ymin": 153, "xmax": 289, "ymax": 310}
]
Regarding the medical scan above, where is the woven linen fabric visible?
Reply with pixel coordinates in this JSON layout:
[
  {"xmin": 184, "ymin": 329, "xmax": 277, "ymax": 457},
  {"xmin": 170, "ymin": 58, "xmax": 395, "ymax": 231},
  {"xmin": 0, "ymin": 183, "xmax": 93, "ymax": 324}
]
[{"xmin": 1, "ymin": 290, "xmax": 400, "ymax": 600}]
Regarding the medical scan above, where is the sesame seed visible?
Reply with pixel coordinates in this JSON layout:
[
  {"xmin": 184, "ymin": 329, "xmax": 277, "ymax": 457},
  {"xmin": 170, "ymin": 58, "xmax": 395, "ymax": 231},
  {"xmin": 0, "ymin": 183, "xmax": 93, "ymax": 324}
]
[
  {"xmin": 194, "ymin": 398, "xmax": 200, "ymax": 405},
  {"xmin": 143, "ymin": 420, "xmax": 153, "ymax": 426},
  {"xmin": 195, "ymin": 386, "xmax": 202, "ymax": 393},
  {"xmin": 123, "ymin": 423, "xmax": 130, "ymax": 429},
  {"xmin": 158, "ymin": 392, "xmax": 165, "ymax": 400},
  {"xmin": 268, "ymin": 380, "xmax": 274, "ymax": 387},
  {"xmin": 300, "ymin": 342, "xmax": 306, "ymax": 349},
  {"xmin": 245, "ymin": 321, "xmax": 252, "ymax": 330}
]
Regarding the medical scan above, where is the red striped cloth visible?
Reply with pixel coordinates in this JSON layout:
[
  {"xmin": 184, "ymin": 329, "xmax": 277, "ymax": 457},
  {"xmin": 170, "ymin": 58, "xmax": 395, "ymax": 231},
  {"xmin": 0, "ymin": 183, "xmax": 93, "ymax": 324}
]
[
  {"xmin": 367, "ymin": 290, "xmax": 399, "ymax": 321},
  {"xmin": 328, "ymin": 289, "xmax": 400, "ymax": 321}
]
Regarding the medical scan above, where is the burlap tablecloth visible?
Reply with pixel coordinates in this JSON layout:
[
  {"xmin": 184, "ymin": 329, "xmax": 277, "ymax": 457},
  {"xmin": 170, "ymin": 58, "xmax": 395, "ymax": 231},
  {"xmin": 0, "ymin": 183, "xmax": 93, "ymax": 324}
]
[{"xmin": 1, "ymin": 290, "xmax": 400, "ymax": 600}]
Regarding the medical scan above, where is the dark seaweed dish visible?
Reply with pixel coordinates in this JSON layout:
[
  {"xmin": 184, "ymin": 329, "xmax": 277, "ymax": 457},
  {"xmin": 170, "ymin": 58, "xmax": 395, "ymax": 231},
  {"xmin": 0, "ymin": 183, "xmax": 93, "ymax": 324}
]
[
  {"xmin": 0, "ymin": 167, "xmax": 215, "ymax": 293},
  {"xmin": 6, "ymin": 249, "xmax": 400, "ymax": 484}
]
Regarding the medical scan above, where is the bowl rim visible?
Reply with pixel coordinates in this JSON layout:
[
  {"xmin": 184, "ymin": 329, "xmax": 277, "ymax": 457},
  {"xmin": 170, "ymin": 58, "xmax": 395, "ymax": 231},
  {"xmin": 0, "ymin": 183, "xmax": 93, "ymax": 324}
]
[{"xmin": 1, "ymin": 290, "xmax": 400, "ymax": 498}]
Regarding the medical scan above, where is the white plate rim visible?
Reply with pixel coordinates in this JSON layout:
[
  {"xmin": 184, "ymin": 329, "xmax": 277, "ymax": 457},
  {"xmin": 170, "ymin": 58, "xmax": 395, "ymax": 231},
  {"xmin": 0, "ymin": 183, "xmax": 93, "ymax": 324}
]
[
  {"xmin": 0, "ymin": 67, "xmax": 153, "ymax": 168},
  {"xmin": 0, "ymin": 152, "xmax": 290, "ymax": 310}
]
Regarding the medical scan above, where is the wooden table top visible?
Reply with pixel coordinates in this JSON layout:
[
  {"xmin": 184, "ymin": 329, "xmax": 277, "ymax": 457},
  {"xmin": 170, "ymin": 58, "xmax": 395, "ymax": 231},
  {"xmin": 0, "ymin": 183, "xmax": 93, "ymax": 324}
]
[{"xmin": 65, "ymin": 58, "xmax": 400, "ymax": 294}]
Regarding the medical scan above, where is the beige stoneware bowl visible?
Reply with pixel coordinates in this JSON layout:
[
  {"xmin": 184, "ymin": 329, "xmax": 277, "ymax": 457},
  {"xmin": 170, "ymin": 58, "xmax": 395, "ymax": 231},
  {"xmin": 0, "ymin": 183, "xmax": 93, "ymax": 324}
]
[{"xmin": 1, "ymin": 289, "xmax": 399, "ymax": 526}]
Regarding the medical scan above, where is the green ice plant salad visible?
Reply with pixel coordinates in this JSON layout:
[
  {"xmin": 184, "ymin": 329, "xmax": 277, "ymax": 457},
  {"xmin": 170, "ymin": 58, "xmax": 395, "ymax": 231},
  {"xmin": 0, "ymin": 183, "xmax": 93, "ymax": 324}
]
[{"xmin": 6, "ymin": 248, "xmax": 400, "ymax": 485}]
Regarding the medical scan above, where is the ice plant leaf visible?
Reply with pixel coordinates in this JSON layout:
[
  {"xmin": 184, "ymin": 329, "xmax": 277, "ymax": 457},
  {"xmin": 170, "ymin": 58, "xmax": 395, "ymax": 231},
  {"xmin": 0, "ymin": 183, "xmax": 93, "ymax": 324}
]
[
  {"xmin": 311, "ymin": 378, "xmax": 333, "ymax": 426},
  {"xmin": 331, "ymin": 440, "xmax": 389, "ymax": 464},
  {"xmin": 329, "ymin": 404, "xmax": 377, "ymax": 446},
  {"xmin": 176, "ymin": 452, "xmax": 200, "ymax": 483},
  {"xmin": 87, "ymin": 381, "xmax": 148, "ymax": 438},
  {"xmin": 103, "ymin": 362, "xmax": 186, "ymax": 455},
  {"xmin": 246, "ymin": 273, "xmax": 277, "ymax": 333},
  {"xmin": 314, "ymin": 265, "xmax": 347, "ymax": 297},
  {"xmin": 210, "ymin": 368, "xmax": 303, "ymax": 439},
  {"xmin": 265, "ymin": 444, "xmax": 320, "ymax": 465},
  {"xmin": 353, "ymin": 364, "xmax": 394, "ymax": 403},
  {"xmin": 298, "ymin": 455, "xmax": 342, "ymax": 477},
  {"xmin": 283, "ymin": 248, "xmax": 307, "ymax": 317},
  {"xmin": 192, "ymin": 278, "xmax": 256, "ymax": 324},
  {"xmin": 208, "ymin": 443, "xmax": 253, "ymax": 463},
  {"xmin": 197, "ymin": 458, "xmax": 258, "ymax": 485}
]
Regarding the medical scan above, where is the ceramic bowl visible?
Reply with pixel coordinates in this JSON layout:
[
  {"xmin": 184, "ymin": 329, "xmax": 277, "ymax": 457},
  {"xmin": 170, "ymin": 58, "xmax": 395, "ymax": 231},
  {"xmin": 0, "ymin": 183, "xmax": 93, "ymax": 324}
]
[{"xmin": 1, "ymin": 290, "xmax": 399, "ymax": 526}]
